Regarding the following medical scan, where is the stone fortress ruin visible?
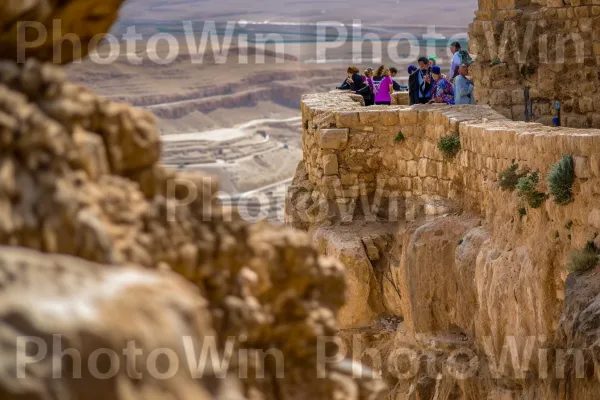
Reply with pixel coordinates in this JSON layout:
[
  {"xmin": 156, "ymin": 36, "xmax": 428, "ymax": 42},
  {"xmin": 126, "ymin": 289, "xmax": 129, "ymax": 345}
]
[
  {"xmin": 469, "ymin": 0, "xmax": 600, "ymax": 127},
  {"xmin": 0, "ymin": 1, "xmax": 599, "ymax": 400},
  {"xmin": 285, "ymin": 1, "xmax": 600, "ymax": 399},
  {"xmin": 287, "ymin": 91, "xmax": 600, "ymax": 399}
]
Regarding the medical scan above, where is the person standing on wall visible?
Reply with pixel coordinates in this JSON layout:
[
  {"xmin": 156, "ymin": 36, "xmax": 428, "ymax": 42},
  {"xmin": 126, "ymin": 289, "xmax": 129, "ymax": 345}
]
[
  {"xmin": 429, "ymin": 66, "xmax": 455, "ymax": 104},
  {"xmin": 372, "ymin": 65, "xmax": 394, "ymax": 105},
  {"xmin": 409, "ymin": 57, "xmax": 433, "ymax": 105},
  {"xmin": 360, "ymin": 68, "xmax": 375, "ymax": 106},
  {"xmin": 454, "ymin": 64, "xmax": 475, "ymax": 104},
  {"xmin": 449, "ymin": 42, "xmax": 463, "ymax": 82}
]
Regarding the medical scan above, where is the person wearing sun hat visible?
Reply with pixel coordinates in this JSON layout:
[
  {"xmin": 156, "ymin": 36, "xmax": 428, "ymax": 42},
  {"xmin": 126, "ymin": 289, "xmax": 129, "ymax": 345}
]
[{"xmin": 429, "ymin": 65, "xmax": 455, "ymax": 104}]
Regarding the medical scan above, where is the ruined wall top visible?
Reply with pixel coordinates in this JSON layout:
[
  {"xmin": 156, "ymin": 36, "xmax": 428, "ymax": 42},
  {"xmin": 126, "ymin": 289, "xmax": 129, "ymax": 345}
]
[{"xmin": 288, "ymin": 92, "xmax": 600, "ymax": 246}]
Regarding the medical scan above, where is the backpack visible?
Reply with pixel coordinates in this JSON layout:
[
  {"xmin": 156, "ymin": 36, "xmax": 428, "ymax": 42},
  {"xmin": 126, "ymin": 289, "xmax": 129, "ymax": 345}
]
[{"xmin": 459, "ymin": 50, "xmax": 474, "ymax": 66}]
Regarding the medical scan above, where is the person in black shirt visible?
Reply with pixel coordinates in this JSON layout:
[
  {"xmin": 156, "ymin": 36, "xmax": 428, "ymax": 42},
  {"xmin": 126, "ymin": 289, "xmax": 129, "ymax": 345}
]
[
  {"xmin": 408, "ymin": 57, "xmax": 433, "ymax": 105},
  {"xmin": 389, "ymin": 67, "xmax": 404, "ymax": 91},
  {"xmin": 337, "ymin": 66, "xmax": 373, "ymax": 106},
  {"xmin": 337, "ymin": 66, "xmax": 361, "ymax": 90}
]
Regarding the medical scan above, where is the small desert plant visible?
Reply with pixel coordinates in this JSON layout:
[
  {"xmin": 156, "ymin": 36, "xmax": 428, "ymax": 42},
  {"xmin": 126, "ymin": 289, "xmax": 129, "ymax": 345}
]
[
  {"xmin": 568, "ymin": 241, "xmax": 600, "ymax": 272},
  {"xmin": 498, "ymin": 160, "xmax": 527, "ymax": 191},
  {"xmin": 394, "ymin": 131, "xmax": 405, "ymax": 143},
  {"xmin": 518, "ymin": 208, "xmax": 527, "ymax": 218},
  {"xmin": 490, "ymin": 57, "xmax": 501, "ymax": 66},
  {"xmin": 548, "ymin": 154, "xmax": 575, "ymax": 206},
  {"xmin": 311, "ymin": 124, "xmax": 318, "ymax": 130},
  {"xmin": 438, "ymin": 135, "xmax": 461, "ymax": 159},
  {"xmin": 516, "ymin": 172, "xmax": 548, "ymax": 209}
]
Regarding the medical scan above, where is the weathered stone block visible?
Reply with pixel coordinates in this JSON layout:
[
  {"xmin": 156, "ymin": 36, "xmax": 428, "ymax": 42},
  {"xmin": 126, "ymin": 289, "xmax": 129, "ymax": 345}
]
[
  {"xmin": 336, "ymin": 112, "xmax": 360, "ymax": 128},
  {"xmin": 319, "ymin": 128, "xmax": 349, "ymax": 150},
  {"xmin": 407, "ymin": 161, "xmax": 418, "ymax": 177},
  {"xmin": 417, "ymin": 159, "xmax": 428, "ymax": 177},
  {"xmin": 323, "ymin": 154, "xmax": 339, "ymax": 176},
  {"xmin": 590, "ymin": 154, "xmax": 600, "ymax": 176},
  {"xmin": 362, "ymin": 237, "xmax": 380, "ymax": 261},
  {"xmin": 574, "ymin": 156, "xmax": 591, "ymax": 178},
  {"xmin": 341, "ymin": 172, "xmax": 358, "ymax": 186}
]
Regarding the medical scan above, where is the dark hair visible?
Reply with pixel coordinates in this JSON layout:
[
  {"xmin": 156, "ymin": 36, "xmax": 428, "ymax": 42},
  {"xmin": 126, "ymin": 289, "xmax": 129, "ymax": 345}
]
[
  {"xmin": 451, "ymin": 41, "xmax": 461, "ymax": 49},
  {"xmin": 347, "ymin": 66, "xmax": 360, "ymax": 74},
  {"xmin": 389, "ymin": 67, "xmax": 398, "ymax": 74},
  {"xmin": 417, "ymin": 56, "xmax": 429, "ymax": 64}
]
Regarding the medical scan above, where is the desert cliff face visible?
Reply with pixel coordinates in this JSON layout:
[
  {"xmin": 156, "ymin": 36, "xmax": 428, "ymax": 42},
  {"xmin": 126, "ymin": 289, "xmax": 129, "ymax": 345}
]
[
  {"xmin": 286, "ymin": 91, "xmax": 600, "ymax": 399},
  {"xmin": 0, "ymin": 2, "xmax": 386, "ymax": 399}
]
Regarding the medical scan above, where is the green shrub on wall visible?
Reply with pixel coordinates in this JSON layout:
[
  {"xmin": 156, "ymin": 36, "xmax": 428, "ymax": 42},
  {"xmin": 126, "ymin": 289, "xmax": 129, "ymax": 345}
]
[
  {"xmin": 498, "ymin": 160, "xmax": 527, "ymax": 191},
  {"xmin": 516, "ymin": 172, "xmax": 548, "ymax": 209},
  {"xmin": 438, "ymin": 135, "xmax": 461, "ymax": 159},
  {"xmin": 548, "ymin": 154, "xmax": 575, "ymax": 206},
  {"xmin": 568, "ymin": 242, "xmax": 600, "ymax": 273},
  {"xmin": 394, "ymin": 131, "xmax": 405, "ymax": 143}
]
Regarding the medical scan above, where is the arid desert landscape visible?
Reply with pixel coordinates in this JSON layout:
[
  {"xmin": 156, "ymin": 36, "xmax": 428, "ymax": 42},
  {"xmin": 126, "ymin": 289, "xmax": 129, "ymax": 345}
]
[{"xmin": 67, "ymin": 0, "xmax": 478, "ymax": 221}]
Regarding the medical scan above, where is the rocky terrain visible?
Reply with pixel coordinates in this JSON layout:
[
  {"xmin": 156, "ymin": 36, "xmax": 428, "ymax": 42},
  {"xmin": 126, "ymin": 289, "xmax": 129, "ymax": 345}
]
[{"xmin": 0, "ymin": 1, "xmax": 385, "ymax": 399}]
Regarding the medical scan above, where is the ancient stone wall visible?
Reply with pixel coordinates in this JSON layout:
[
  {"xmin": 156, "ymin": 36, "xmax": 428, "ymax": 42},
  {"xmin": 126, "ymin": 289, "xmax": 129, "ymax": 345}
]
[
  {"xmin": 469, "ymin": 0, "xmax": 600, "ymax": 128},
  {"xmin": 286, "ymin": 90, "xmax": 600, "ymax": 400},
  {"xmin": 288, "ymin": 91, "xmax": 600, "ymax": 231}
]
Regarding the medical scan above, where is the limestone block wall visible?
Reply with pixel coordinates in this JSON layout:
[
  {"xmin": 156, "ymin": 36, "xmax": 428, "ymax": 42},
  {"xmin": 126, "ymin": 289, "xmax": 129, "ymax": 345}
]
[
  {"xmin": 288, "ymin": 91, "xmax": 600, "ymax": 246},
  {"xmin": 469, "ymin": 0, "xmax": 600, "ymax": 128}
]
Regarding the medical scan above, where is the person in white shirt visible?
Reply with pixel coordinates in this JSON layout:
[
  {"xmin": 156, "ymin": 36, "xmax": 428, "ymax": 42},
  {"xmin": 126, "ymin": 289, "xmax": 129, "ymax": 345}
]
[{"xmin": 449, "ymin": 41, "xmax": 462, "ymax": 82}]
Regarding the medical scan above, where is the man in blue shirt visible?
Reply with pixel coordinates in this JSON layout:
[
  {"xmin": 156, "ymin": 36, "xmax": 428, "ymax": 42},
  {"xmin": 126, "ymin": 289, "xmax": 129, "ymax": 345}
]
[
  {"xmin": 454, "ymin": 64, "xmax": 475, "ymax": 104},
  {"xmin": 408, "ymin": 57, "xmax": 433, "ymax": 105}
]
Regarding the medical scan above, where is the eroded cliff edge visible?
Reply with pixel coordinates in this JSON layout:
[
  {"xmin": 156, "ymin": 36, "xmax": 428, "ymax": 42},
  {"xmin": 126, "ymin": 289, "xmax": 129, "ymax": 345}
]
[{"xmin": 286, "ymin": 91, "xmax": 600, "ymax": 399}]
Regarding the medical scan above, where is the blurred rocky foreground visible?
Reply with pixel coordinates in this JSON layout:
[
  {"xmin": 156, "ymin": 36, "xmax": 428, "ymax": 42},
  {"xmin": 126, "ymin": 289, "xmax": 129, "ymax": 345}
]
[{"xmin": 0, "ymin": 1, "xmax": 385, "ymax": 399}]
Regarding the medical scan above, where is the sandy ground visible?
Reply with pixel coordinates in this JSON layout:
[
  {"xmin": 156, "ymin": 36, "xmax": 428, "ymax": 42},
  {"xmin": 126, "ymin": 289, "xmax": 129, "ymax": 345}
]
[
  {"xmin": 161, "ymin": 116, "xmax": 303, "ymax": 214},
  {"xmin": 156, "ymin": 102, "xmax": 301, "ymax": 134}
]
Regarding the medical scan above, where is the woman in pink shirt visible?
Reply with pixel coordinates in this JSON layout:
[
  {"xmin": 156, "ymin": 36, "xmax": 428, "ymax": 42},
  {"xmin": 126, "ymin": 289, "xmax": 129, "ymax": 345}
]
[{"xmin": 372, "ymin": 65, "xmax": 394, "ymax": 105}]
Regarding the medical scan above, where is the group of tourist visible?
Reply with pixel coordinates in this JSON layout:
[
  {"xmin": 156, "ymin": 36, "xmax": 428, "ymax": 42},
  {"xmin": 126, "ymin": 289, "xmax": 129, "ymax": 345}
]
[
  {"xmin": 337, "ymin": 65, "xmax": 407, "ymax": 106},
  {"xmin": 338, "ymin": 42, "xmax": 475, "ymax": 107}
]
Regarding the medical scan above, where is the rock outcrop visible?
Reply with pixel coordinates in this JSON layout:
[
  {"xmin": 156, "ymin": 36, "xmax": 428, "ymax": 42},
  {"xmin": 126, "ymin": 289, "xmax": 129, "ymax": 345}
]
[
  {"xmin": 0, "ymin": 2, "xmax": 386, "ymax": 400},
  {"xmin": 287, "ymin": 91, "xmax": 600, "ymax": 399},
  {"xmin": 0, "ymin": 0, "xmax": 126, "ymax": 63}
]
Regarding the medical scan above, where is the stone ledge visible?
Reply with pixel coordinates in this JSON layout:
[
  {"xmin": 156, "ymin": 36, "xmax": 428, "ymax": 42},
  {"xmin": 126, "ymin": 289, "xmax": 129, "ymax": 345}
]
[{"xmin": 290, "ymin": 91, "xmax": 600, "ymax": 231}]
